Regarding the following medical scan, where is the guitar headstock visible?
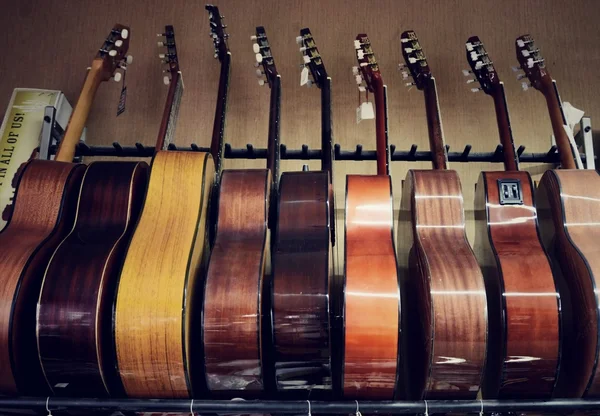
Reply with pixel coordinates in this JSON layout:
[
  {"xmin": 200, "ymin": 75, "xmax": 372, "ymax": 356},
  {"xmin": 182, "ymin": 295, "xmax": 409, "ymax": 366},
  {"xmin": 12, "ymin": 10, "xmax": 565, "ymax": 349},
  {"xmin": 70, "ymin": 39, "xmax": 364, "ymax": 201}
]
[
  {"xmin": 206, "ymin": 4, "xmax": 229, "ymax": 61},
  {"xmin": 158, "ymin": 25, "xmax": 179, "ymax": 85},
  {"xmin": 95, "ymin": 24, "xmax": 131, "ymax": 82},
  {"xmin": 515, "ymin": 34, "xmax": 551, "ymax": 92},
  {"xmin": 297, "ymin": 28, "xmax": 328, "ymax": 88},
  {"xmin": 399, "ymin": 30, "xmax": 430, "ymax": 90},
  {"xmin": 464, "ymin": 36, "xmax": 500, "ymax": 94},
  {"xmin": 252, "ymin": 26, "xmax": 278, "ymax": 87},
  {"xmin": 353, "ymin": 33, "xmax": 382, "ymax": 92}
]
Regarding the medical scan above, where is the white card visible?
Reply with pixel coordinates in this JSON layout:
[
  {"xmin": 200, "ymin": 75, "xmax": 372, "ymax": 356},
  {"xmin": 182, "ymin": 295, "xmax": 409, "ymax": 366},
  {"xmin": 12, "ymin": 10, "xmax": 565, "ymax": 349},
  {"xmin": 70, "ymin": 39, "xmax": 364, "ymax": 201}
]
[
  {"xmin": 356, "ymin": 101, "xmax": 375, "ymax": 124},
  {"xmin": 300, "ymin": 66, "xmax": 309, "ymax": 86}
]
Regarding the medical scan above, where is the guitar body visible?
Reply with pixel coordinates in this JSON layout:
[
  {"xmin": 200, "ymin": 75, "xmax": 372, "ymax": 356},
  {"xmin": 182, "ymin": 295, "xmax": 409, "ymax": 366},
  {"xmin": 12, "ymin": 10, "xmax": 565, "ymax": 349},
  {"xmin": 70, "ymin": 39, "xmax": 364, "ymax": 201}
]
[
  {"xmin": 37, "ymin": 161, "xmax": 149, "ymax": 397},
  {"xmin": 270, "ymin": 171, "xmax": 332, "ymax": 395},
  {"xmin": 397, "ymin": 169, "xmax": 486, "ymax": 400},
  {"xmin": 474, "ymin": 170, "xmax": 560, "ymax": 399},
  {"xmin": 343, "ymin": 175, "xmax": 399, "ymax": 399},
  {"xmin": 0, "ymin": 160, "xmax": 85, "ymax": 395},
  {"xmin": 203, "ymin": 169, "xmax": 270, "ymax": 396},
  {"xmin": 536, "ymin": 169, "xmax": 600, "ymax": 397},
  {"xmin": 114, "ymin": 151, "xmax": 214, "ymax": 398}
]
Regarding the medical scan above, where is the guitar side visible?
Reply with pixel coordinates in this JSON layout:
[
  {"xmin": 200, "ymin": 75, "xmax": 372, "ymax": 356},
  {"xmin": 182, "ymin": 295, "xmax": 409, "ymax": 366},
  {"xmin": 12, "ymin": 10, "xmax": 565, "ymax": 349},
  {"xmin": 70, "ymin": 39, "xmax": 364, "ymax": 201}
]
[
  {"xmin": 0, "ymin": 160, "xmax": 85, "ymax": 395},
  {"xmin": 537, "ymin": 169, "xmax": 600, "ymax": 397},
  {"xmin": 397, "ymin": 170, "xmax": 487, "ymax": 400},
  {"xmin": 114, "ymin": 151, "xmax": 214, "ymax": 398},
  {"xmin": 271, "ymin": 171, "xmax": 332, "ymax": 396},
  {"xmin": 474, "ymin": 171, "xmax": 560, "ymax": 399},
  {"xmin": 203, "ymin": 169, "xmax": 270, "ymax": 396},
  {"xmin": 37, "ymin": 161, "xmax": 148, "ymax": 397}
]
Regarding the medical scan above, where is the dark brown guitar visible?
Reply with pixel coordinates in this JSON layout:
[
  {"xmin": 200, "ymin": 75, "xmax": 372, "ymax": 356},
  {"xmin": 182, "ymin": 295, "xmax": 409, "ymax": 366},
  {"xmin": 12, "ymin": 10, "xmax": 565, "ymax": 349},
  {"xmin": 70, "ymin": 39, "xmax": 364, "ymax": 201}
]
[
  {"xmin": 0, "ymin": 25, "xmax": 129, "ymax": 396},
  {"xmin": 202, "ymin": 22, "xmax": 272, "ymax": 397},
  {"xmin": 396, "ymin": 30, "xmax": 487, "ymax": 400},
  {"xmin": 36, "ymin": 26, "xmax": 182, "ymax": 398},
  {"xmin": 515, "ymin": 35, "xmax": 600, "ymax": 398},
  {"xmin": 342, "ymin": 34, "xmax": 400, "ymax": 400},
  {"xmin": 269, "ymin": 28, "xmax": 334, "ymax": 397},
  {"xmin": 467, "ymin": 36, "xmax": 560, "ymax": 399}
]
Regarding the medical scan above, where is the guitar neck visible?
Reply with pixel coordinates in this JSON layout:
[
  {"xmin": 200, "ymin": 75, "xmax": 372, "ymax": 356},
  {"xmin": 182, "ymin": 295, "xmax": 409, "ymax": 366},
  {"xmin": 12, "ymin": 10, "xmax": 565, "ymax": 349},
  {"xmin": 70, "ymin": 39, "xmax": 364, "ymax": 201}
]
[
  {"xmin": 266, "ymin": 75, "xmax": 281, "ymax": 188},
  {"xmin": 543, "ymin": 81, "xmax": 580, "ymax": 169},
  {"xmin": 423, "ymin": 77, "xmax": 448, "ymax": 170},
  {"xmin": 155, "ymin": 72, "xmax": 183, "ymax": 151},
  {"xmin": 374, "ymin": 81, "xmax": 389, "ymax": 176},
  {"xmin": 321, "ymin": 77, "xmax": 334, "ymax": 177},
  {"xmin": 55, "ymin": 66, "xmax": 103, "ymax": 162},
  {"xmin": 491, "ymin": 82, "xmax": 519, "ymax": 171},
  {"xmin": 210, "ymin": 52, "xmax": 231, "ymax": 177}
]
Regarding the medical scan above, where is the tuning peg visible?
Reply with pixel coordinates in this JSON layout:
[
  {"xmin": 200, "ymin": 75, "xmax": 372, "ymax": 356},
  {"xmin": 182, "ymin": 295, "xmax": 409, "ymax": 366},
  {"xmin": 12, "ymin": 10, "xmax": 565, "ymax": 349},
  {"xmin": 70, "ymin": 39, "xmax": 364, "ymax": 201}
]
[
  {"xmin": 462, "ymin": 69, "xmax": 472, "ymax": 76},
  {"xmin": 296, "ymin": 36, "xmax": 304, "ymax": 45},
  {"xmin": 470, "ymin": 51, "xmax": 479, "ymax": 61},
  {"xmin": 159, "ymin": 53, "xmax": 166, "ymax": 59},
  {"xmin": 163, "ymin": 75, "xmax": 171, "ymax": 85},
  {"xmin": 516, "ymin": 73, "xmax": 526, "ymax": 80},
  {"xmin": 353, "ymin": 40, "xmax": 361, "ymax": 50},
  {"xmin": 403, "ymin": 47, "xmax": 416, "ymax": 54},
  {"xmin": 466, "ymin": 42, "xmax": 475, "ymax": 51},
  {"xmin": 398, "ymin": 63, "xmax": 407, "ymax": 70},
  {"xmin": 471, "ymin": 87, "xmax": 481, "ymax": 93},
  {"xmin": 355, "ymin": 74, "xmax": 363, "ymax": 84},
  {"xmin": 299, "ymin": 46, "xmax": 308, "ymax": 52},
  {"xmin": 109, "ymin": 49, "xmax": 117, "ymax": 57},
  {"xmin": 521, "ymin": 82, "xmax": 531, "ymax": 91},
  {"xmin": 405, "ymin": 82, "xmax": 416, "ymax": 87},
  {"xmin": 521, "ymin": 49, "xmax": 531, "ymax": 57},
  {"xmin": 527, "ymin": 57, "xmax": 543, "ymax": 68},
  {"xmin": 250, "ymin": 35, "xmax": 257, "ymax": 41},
  {"xmin": 400, "ymin": 37, "xmax": 410, "ymax": 43},
  {"xmin": 255, "ymin": 53, "xmax": 263, "ymax": 63},
  {"xmin": 258, "ymin": 79, "xmax": 266, "ymax": 86},
  {"xmin": 253, "ymin": 43, "xmax": 261, "ymax": 53},
  {"xmin": 115, "ymin": 40, "xmax": 123, "ymax": 47},
  {"xmin": 517, "ymin": 39, "xmax": 533, "ymax": 48},
  {"xmin": 475, "ymin": 61, "xmax": 485, "ymax": 70},
  {"xmin": 402, "ymin": 71, "xmax": 409, "ymax": 79},
  {"xmin": 303, "ymin": 55, "xmax": 311, "ymax": 64},
  {"xmin": 126, "ymin": 55, "xmax": 133, "ymax": 65},
  {"xmin": 408, "ymin": 56, "xmax": 418, "ymax": 64},
  {"xmin": 256, "ymin": 69, "xmax": 264, "ymax": 77},
  {"xmin": 214, "ymin": 52, "xmax": 219, "ymax": 59},
  {"xmin": 121, "ymin": 28, "xmax": 129, "ymax": 39},
  {"xmin": 157, "ymin": 33, "xmax": 164, "ymax": 37},
  {"xmin": 352, "ymin": 66, "xmax": 359, "ymax": 75},
  {"xmin": 358, "ymin": 85, "xmax": 366, "ymax": 92},
  {"xmin": 114, "ymin": 72, "xmax": 122, "ymax": 82},
  {"xmin": 466, "ymin": 79, "xmax": 476, "ymax": 84},
  {"xmin": 357, "ymin": 50, "xmax": 365, "ymax": 59},
  {"xmin": 359, "ymin": 62, "xmax": 369, "ymax": 67}
]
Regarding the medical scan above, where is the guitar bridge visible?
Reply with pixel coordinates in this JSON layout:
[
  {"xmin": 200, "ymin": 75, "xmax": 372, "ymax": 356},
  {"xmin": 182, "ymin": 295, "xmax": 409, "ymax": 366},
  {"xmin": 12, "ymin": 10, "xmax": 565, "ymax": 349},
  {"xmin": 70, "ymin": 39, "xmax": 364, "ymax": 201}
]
[{"xmin": 498, "ymin": 179, "xmax": 523, "ymax": 205}]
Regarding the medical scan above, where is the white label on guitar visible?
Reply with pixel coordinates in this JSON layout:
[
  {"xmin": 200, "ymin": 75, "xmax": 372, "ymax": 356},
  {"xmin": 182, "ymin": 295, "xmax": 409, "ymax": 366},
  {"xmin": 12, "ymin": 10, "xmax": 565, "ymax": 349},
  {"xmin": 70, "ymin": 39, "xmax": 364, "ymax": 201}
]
[
  {"xmin": 300, "ymin": 66, "xmax": 309, "ymax": 86},
  {"xmin": 356, "ymin": 101, "xmax": 374, "ymax": 124}
]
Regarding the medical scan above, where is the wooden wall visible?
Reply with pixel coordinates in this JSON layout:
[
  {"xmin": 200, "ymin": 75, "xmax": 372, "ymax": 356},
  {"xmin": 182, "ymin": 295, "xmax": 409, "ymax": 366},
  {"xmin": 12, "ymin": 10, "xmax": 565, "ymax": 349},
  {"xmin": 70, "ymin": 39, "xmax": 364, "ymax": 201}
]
[{"xmin": 1, "ymin": 0, "xmax": 599, "ymax": 245}]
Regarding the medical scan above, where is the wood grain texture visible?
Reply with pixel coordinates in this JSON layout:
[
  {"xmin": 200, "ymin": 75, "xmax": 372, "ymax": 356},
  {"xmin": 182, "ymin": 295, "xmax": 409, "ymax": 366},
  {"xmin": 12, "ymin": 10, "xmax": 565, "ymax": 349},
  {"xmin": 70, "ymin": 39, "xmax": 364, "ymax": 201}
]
[
  {"xmin": 271, "ymin": 171, "xmax": 332, "ymax": 395},
  {"xmin": 343, "ymin": 174, "xmax": 399, "ymax": 399},
  {"xmin": 36, "ymin": 161, "xmax": 149, "ymax": 397},
  {"xmin": 0, "ymin": 160, "xmax": 85, "ymax": 395},
  {"xmin": 397, "ymin": 169, "xmax": 486, "ymax": 400},
  {"xmin": 203, "ymin": 169, "xmax": 270, "ymax": 395},
  {"xmin": 114, "ymin": 151, "xmax": 214, "ymax": 398},
  {"xmin": 474, "ymin": 171, "xmax": 560, "ymax": 399},
  {"xmin": 536, "ymin": 169, "xmax": 600, "ymax": 398}
]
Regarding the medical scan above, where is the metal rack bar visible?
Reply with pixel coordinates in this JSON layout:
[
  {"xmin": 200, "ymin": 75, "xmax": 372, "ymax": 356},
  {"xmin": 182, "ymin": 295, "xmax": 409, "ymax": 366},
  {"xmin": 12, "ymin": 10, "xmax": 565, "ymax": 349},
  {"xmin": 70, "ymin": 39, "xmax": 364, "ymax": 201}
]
[{"xmin": 1, "ymin": 398, "xmax": 600, "ymax": 414}]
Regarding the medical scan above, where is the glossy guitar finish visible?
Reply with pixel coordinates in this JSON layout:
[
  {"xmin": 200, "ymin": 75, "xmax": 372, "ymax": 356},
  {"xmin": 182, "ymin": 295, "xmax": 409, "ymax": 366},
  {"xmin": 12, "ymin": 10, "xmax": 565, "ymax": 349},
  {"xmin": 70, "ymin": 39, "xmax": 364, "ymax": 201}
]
[
  {"xmin": 271, "ymin": 28, "xmax": 334, "ymax": 396},
  {"xmin": 467, "ymin": 36, "xmax": 560, "ymax": 399},
  {"xmin": 0, "ymin": 161, "xmax": 84, "ymax": 395},
  {"xmin": 343, "ymin": 35, "xmax": 400, "ymax": 400},
  {"xmin": 397, "ymin": 31, "xmax": 486, "ymax": 400},
  {"xmin": 37, "ymin": 161, "xmax": 148, "ymax": 397}
]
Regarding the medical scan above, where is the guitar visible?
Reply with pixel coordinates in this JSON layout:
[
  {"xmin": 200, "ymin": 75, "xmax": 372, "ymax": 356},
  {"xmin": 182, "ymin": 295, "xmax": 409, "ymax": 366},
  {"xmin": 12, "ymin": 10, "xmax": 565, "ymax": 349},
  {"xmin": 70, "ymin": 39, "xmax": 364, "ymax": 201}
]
[
  {"xmin": 342, "ymin": 34, "xmax": 400, "ymax": 399},
  {"xmin": 202, "ymin": 24, "xmax": 273, "ymax": 398},
  {"xmin": 396, "ymin": 30, "xmax": 487, "ymax": 400},
  {"xmin": 113, "ymin": 20, "xmax": 215, "ymax": 398},
  {"xmin": 269, "ymin": 27, "xmax": 334, "ymax": 396},
  {"xmin": 467, "ymin": 36, "xmax": 560, "ymax": 399},
  {"xmin": 0, "ymin": 24, "xmax": 129, "ymax": 396},
  {"xmin": 35, "ymin": 27, "xmax": 184, "ymax": 399},
  {"xmin": 516, "ymin": 34, "xmax": 600, "ymax": 398}
]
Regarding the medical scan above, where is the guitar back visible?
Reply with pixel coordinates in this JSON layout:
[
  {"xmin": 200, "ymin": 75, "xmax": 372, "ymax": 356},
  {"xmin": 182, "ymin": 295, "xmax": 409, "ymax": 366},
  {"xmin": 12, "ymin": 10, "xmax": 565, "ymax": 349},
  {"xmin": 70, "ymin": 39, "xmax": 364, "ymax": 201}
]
[
  {"xmin": 271, "ymin": 171, "xmax": 332, "ymax": 395},
  {"xmin": 114, "ymin": 151, "xmax": 214, "ymax": 398},
  {"xmin": 397, "ymin": 169, "xmax": 486, "ymax": 399},
  {"xmin": 344, "ymin": 175, "xmax": 399, "ymax": 399},
  {"xmin": 0, "ymin": 160, "xmax": 85, "ymax": 395},
  {"xmin": 37, "ymin": 161, "xmax": 148, "ymax": 397},
  {"xmin": 203, "ymin": 169, "xmax": 270, "ymax": 395},
  {"xmin": 474, "ymin": 170, "xmax": 560, "ymax": 399},
  {"xmin": 537, "ymin": 169, "xmax": 600, "ymax": 397}
]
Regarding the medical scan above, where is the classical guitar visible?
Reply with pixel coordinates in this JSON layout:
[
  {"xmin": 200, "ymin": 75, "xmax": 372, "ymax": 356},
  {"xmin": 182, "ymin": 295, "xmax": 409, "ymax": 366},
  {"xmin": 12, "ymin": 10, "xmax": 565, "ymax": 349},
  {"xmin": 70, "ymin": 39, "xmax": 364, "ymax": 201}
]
[
  {"xmin": 466, "ymin": 36, "xmax": 560, "ymax": 399},
  {"xmin": 114, "ymin": 17, "xmax": 216, "ymax": 398},
  {"xmin": 396, "ymin": 30, "xmax": 487, "ymax": 400},
  {"xmin": 36, "ymin": 26, "xmax": 183, "ymax": 398},
  {"xmin": 269, "ymin": 27, "xmax": 335, "ymax": 397},
  {"xmin": 0, "ymin": 24, "xmax": 129, "ymax": 396},
  {"xmin": 516, "ymin": 34, "xmax": 600, "ymax": 398},
  {"xmin": 342, "ymin": 34, "xmax": 400, "ymax": 400},
  {"xmin": 202, "ymin": 24, "xmax": 274, "ymax": 397}
]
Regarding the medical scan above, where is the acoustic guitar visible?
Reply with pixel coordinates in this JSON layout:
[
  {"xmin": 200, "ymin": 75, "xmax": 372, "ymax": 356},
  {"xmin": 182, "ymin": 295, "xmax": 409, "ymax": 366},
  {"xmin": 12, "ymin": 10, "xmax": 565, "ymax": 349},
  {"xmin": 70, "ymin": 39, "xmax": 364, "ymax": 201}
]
[
  {"xmin": 269, "ymin": 28, "xmax": 335, "ymax": 397},
  {"xmin": 36, "ymin": 26, "xmax": 183, "ymax": 398},
  {"xmin": 0, "ymin": 24, "xmax": 129, "ymax": 396},
  {"xmin": 396, "ymin": 30, "xmax": 487, "ymax": 400},
  {"xmin": 516, "ymin": 35, "xmax": 600, "ymax": 398},
  {"xmin": 202, "ymin": 25, "xmax": 275, "ymax": 397},
  {"xmin": 113, "ymin": 18, "xmax": 217, "ymax": 398},
  {"xmin": 467, "ymin": 36, "xmax": 560, "ymax": 399},
  {"xmin": 343, "ymin": 34, "xmax": 400, "ymax": 400}
]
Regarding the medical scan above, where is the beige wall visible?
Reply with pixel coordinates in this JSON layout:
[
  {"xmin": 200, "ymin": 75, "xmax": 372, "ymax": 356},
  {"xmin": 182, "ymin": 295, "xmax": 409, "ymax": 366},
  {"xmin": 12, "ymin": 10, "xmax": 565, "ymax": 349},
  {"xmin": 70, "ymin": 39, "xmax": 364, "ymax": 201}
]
[{"xmin": 1, "ymin": 0, "xmax": 599, "ymax": 245}]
